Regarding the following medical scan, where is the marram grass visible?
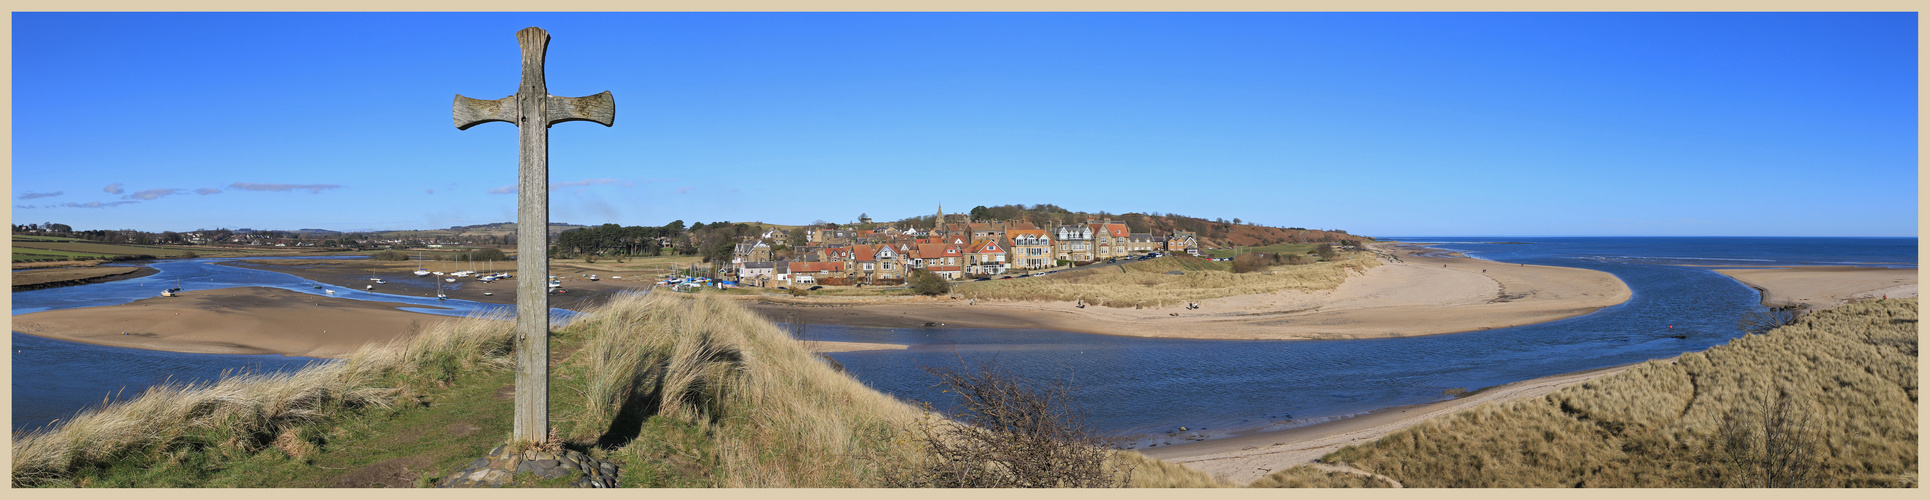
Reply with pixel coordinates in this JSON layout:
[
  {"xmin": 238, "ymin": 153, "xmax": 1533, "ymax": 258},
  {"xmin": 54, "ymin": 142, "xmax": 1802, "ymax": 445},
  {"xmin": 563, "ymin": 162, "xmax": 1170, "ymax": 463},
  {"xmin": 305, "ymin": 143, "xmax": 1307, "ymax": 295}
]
[
  {"xmin": 1259, "ymin": 298, "xmax": 1918, "ymax": 488},
  {"xmin": 13, "ymin": 291, "xmax": 1225, "ymax": 488}
]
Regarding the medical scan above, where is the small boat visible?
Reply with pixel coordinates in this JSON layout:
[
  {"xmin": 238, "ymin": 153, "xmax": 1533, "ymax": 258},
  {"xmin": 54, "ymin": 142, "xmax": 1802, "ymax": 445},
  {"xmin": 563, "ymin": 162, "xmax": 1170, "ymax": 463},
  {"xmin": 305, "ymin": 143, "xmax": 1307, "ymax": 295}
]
[
  {"xmin": 325, "ymin": 289, "xmax": 335, "ymax": 295},
  {"xmin": 365, "ymin": 285, "xmax": 373, "ymax": 291},
  {"xmin": 161, "ymin": 287, "xmax": 182, "ymax": 297},
  {"xmin": 414, "ymin": 251, "xmax": 431, "ymax": 276},
  {"xmin": 589, "ymin": 275, "xmax": 599, "ymax": 281},
  {"xmin": 374, "ymin": 279, "xmax": 385, "ymax": 284}
]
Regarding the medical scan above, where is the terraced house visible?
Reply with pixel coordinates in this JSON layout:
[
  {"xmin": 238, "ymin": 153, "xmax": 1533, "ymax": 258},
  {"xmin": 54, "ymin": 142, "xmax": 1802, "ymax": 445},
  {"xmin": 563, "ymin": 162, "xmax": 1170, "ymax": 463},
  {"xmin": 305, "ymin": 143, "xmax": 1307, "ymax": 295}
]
[
  {"xmin": 1053, "ymin": 223, "xmax": 1095, "ymax": 263},
  {"xmin": 1006, "ymin": 228, "xmax": 1053, "ymax": 270},
  {"xmin": 913, "ymin": 242, "xmax": 965, "ymax": 280},
  {"xmin": 1090, "ymin": 220, "xmax": 1131, "ymax": 260}
]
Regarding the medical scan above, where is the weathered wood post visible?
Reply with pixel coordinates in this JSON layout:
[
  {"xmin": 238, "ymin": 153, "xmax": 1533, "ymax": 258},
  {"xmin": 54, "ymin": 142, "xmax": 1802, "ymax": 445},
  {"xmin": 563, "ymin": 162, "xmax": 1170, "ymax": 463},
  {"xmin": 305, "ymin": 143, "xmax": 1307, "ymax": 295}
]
[{"xmin": 453, "ymin": 27, "xmax": 614, "ymax": 444}]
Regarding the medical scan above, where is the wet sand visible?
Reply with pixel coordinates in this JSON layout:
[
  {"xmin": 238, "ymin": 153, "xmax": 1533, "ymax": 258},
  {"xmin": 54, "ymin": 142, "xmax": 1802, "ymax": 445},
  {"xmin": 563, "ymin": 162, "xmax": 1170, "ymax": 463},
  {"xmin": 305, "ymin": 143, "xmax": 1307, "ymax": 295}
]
[
  {"xmin": 12, "ymin": 287, "xmax": 456, "ymax": 358},
  {"xmin": 220, "ymin": 259, "xmax": 658, "ymax": 312},
  {"xmin": 1714, "ymin": 266, "xmax": 1917, "ymax": 312},
  {"xmin": 10, "ymin": 265, "xmax": 159, "ymax": 291},
  {"xmin": 745, "ymin": 244, "xmax": 1633, "ymax": 340}
]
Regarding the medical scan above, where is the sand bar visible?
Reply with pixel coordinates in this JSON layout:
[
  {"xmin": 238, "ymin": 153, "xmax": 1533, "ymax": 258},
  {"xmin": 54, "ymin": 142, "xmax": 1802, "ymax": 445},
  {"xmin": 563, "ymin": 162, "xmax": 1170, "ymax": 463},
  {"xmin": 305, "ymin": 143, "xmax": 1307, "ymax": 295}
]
[
  {"xmin": 11, "ymin": 265, "xmax": 159, "ymax": 291},
  {"xmin": 746, "ymin": 244, "xmax": 1632, "ymax": 340},
  {"xmin": 1714, "ymin": 266, "xmax": 1917, "ymax": 312},
  {"xmin": 12, "ymin": 287, "xmax": 459, "ymax": 358}
]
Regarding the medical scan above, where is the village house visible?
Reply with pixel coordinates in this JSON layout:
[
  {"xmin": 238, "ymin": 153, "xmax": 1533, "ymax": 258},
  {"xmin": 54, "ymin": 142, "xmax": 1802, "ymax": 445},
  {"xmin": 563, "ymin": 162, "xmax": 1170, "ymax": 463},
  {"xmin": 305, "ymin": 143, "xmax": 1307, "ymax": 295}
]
[
  {"xmin": 1128, "ymin": 233, "xmax": 1157, "ymax": 253},
  {"xmin": 1089, "ymin": 220, "xmax": 1131, "ymax": 260},
  {"xmin": 1167, "ymin": 230, "xmax": 1198, "ymax": 255},
  {"xmin": 914, "ymin": 242, "xmax": 965, "ymax": 280},
  {"xmin": 1006, "ymin": 228, "xmax": 1053, "ymax": 270},
  {"xmin": 850, "ymin": 244, "xmax": 905, "ymax": 283},
  {"xmin": 965, "ymin": 239, "xmax": 1010, "ymax": 276},
  {"xmin": 1053, "ymin": 224, "xmax": 1095, "ymax": 263},
  {"xmin": 739, "ymin": 261, "xmax": 778, "ymax": 286},
  {"xmin": 787, "ymin": 261, "xmax": 846, "ymax": 285}
]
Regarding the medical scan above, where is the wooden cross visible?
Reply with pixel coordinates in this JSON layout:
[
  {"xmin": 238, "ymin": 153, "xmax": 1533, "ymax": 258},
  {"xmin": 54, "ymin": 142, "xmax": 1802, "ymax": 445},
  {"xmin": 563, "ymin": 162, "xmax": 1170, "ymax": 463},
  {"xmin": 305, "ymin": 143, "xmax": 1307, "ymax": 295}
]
[{"xmin": 452, "ymin": 26, "xmax": 614, "ymax": 443}]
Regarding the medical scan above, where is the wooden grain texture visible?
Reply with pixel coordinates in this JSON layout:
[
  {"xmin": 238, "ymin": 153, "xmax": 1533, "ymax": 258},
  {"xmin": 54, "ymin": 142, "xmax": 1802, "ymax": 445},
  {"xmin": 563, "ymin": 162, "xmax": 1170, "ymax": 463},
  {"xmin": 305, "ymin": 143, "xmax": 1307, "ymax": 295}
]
[{"xmin": 452, "ymin": 26, "xmax": 615, "ymax": 444}]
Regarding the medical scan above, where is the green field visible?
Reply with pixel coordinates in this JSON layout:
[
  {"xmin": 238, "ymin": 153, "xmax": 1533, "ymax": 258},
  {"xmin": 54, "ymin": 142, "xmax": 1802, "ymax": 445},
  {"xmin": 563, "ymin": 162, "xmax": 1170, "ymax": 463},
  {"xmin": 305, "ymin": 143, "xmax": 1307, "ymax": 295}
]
[{"xmin": 11, "ymin": 247, "xmax": 112, "ymax": 262}]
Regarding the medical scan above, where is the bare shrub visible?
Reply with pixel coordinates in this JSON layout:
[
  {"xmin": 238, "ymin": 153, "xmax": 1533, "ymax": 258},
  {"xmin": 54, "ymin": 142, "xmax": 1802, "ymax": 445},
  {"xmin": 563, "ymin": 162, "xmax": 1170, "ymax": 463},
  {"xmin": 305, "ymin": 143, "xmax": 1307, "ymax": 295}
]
[
  {"xmin": 1738, "ymin": 306, "xmax": 1800, "ymax": 335},
  {"xmin": 884, "ymin": 360, "xmax": 1130, "ymax": 488},
  {"xmin": 1715, "ymin": 391, "xmax": 1822, "ymax": 488},
  {"xmin": 1314, "ymin": 243, "xmax": 1337, "ymax": 261}
]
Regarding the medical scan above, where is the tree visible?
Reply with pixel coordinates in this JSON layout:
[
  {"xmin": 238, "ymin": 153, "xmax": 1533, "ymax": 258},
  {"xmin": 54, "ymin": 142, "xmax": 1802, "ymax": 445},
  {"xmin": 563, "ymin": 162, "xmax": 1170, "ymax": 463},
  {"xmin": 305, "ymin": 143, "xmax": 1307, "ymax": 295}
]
[{"xmin": 1314, "ymin": 243, "xmax": 1337, "ymax": 261}]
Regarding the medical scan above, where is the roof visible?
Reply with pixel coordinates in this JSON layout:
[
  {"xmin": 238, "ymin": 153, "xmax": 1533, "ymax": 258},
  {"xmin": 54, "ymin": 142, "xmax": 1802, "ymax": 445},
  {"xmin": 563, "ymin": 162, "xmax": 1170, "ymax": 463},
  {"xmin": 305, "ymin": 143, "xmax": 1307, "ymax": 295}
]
[
  {"xmin": 966, "ymin": 239, "xmax": 1003, "ymax": 254},
  {"xmin": 916, "ymin": 243, "xmax": 962, "ymax": 259},
  {"xmin": 1089, "ymin": 223, "xmax": 1130, "ymax": 238},
  {"xmin": 789, "ymin": 261, "xmax": 846, "ymax": 273}
]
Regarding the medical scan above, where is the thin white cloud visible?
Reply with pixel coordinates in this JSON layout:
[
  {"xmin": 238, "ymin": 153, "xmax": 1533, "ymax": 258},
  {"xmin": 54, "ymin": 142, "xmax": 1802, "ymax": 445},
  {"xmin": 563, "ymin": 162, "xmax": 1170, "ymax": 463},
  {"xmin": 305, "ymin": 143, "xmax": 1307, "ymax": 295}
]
[
  {"xmin": 125, "ymin": 188, "xmax": 184, "ymax": 201},
  {"xmin": 196, "ymin": 188, "xmax": 223, "ymax": 195},
  {"xmin": 60, "ymin": 201, "xmax": 140, "ymax": 209},
  {"xmin": 427, "ymin": 189, "xmax": 436, "ymax": 195},
  {"xmin": 488, "ymin": 185, "xmax": 517, "ymax": 195},
  {"xmin": 20, "ymin": 191, "xmax": 63, "ymax": 199},
  {"xmin": 229, "ymin": 182, "xmax": 342, "ymax": 194},
  {"xmin": 551, "ymin": 178, "xmax": 621, "ymax": 190},
  {"xmin": 103, "ymin": 183, "xmax": 123, "ymax": 195},
  {"xmin": 676, "ymin": 187, "xmax": 693, "ymax": 194},
  {"xmin": 15, "ymin": 205, "xmax": 35, "ymax": 209}
]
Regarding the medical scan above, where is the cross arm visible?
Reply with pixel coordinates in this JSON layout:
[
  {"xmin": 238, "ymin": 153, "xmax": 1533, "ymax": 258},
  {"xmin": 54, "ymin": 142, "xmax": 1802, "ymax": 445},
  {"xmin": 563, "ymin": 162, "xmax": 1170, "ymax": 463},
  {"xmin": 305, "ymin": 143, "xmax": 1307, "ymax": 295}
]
[
  {"xmin": 547, "ymin": 91, "xmax": 615, "ymax": 127},
  {"xmin": 454, "ymin": 94, "xmax": 517, "ymax": 130}
]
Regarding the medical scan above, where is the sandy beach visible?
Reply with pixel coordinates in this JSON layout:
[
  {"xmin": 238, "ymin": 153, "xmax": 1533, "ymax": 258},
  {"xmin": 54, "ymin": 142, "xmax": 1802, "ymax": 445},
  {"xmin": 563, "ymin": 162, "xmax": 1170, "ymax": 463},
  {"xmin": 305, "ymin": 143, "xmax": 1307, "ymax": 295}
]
[
  {"xmin": 1135, "ymin": 360, "xmax": 1649, "ymax": 485},
  {"xmin": 12, "ymin": 287, "xmax": 455, "ymax": 358},
  {"xmin": 1714, "ymin": 266, "xmax": 1917, "ymax": 311},
  {"xmin": 747, "ymin": 244, "xmax": 1633, "ymax": 340}
]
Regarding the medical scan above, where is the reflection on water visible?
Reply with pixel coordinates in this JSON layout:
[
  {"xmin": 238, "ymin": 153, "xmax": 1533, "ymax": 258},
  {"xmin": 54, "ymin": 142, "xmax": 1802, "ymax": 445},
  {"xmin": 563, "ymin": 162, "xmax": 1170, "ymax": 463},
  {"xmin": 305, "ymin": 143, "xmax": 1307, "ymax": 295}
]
[
  {"xmin": 817, "ymin": 237, "xmax": 1916, "ymax": 447},
  {"xmin": 10, "ymin": 256, "xmax": 574, "ymax": 432}
]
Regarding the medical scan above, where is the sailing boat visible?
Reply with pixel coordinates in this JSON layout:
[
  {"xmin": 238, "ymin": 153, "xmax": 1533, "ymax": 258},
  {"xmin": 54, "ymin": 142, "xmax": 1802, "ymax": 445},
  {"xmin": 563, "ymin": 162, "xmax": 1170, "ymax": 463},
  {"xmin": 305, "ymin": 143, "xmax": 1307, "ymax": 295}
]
[
  {"xmin": 414, "ymin": 251, "xmax": 431, "ymax": 276},
  {"xmin": 436, "ymin": 277, "xmax": 447, "ymax": 300}
]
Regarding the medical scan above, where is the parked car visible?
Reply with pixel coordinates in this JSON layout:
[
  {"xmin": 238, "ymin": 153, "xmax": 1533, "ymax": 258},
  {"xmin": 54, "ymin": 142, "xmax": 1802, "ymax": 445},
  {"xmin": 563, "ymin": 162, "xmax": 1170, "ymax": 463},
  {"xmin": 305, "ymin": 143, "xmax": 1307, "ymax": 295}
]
[{"xmin": 974, "ymin": 277, "xmax": 991, "ymax": 281}]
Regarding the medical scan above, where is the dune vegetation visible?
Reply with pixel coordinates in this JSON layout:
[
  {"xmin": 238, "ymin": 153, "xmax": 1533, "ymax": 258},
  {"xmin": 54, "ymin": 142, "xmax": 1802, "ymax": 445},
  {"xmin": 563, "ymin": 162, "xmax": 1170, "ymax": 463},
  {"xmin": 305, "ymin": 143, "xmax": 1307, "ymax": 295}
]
[
  {"xmin": 12, "ymin": 292, "xmax": 1221, "ymax": 488},
  {"xmin": 954, "ymin": 251, "xmax": 1382, "ymax": 308},
  {"xmin": 1259, "ymin": 298, "xmax": 1918, "ymax": 488}
]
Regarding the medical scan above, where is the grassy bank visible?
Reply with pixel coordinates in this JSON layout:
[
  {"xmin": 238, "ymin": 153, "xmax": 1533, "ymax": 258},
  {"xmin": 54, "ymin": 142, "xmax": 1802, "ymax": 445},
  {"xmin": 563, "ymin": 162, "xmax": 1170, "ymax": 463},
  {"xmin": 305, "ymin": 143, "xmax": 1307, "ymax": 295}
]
[
  {"xmin": 13, "ymin": 292, "xmax": 1220, "ymax": 487},
  {"xmin": 1259, "ymin": 298, "xmax": 1918, "ymax": 488},
  {"xmin": 953, "ymin": 251, "xmax": 1382, "ymax": 308}
]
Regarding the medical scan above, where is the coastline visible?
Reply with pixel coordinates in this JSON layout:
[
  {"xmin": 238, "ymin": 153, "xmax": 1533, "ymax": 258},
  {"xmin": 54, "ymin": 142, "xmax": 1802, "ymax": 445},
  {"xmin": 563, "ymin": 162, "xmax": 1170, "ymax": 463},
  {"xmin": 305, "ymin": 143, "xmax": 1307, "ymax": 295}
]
[
  {"xmin": 744, "ymin": 243, "xmax": 1634, "ymax": 341},
  {"xmin": 1136, "ymin": 359, "xmax": 1655, "ymax": 485}
]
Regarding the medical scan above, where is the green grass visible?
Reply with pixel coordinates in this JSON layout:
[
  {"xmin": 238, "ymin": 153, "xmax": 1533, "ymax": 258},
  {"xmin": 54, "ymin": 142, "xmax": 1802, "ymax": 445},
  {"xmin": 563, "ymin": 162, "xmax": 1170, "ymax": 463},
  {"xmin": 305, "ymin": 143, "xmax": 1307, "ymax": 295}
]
[
  {"xmin": 1202, "ymin": 242, "xmax": 1319, "ymax": 259},
  {"xmin": 12, "ymin": 248, "xmax": 113, "ymax": 262}
]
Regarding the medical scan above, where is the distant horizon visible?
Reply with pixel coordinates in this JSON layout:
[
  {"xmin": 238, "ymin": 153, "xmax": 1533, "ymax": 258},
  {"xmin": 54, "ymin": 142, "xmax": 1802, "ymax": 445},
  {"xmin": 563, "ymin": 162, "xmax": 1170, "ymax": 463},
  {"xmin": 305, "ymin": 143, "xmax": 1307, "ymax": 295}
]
[{"xmin": 10, "ymin": 13, "xmax": 1917, "ymax": 237}]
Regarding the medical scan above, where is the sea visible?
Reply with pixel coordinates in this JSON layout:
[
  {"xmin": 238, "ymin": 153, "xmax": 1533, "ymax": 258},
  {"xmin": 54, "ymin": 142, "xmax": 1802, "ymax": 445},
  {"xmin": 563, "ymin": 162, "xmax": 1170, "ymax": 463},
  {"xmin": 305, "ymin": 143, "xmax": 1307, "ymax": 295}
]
[{"xmin": 10, "ymin": 237, "xmax": 1918, "ymax": 441}]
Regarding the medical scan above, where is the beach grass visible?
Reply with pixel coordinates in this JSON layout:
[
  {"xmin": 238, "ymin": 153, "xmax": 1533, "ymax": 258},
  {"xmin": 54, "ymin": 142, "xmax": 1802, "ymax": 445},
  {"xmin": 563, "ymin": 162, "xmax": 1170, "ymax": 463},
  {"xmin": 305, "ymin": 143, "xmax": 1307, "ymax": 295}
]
[
  {"xmin": 953, "ymin": 251, "xmax": 1382, "ymax": 308},
  {"xmin": 13, "ymin": 291, "xmax": 1224, "ymax": 488},
  {"xmin": 1257, "ymin": 298, "xmax": 1919, "ymax": 488}
]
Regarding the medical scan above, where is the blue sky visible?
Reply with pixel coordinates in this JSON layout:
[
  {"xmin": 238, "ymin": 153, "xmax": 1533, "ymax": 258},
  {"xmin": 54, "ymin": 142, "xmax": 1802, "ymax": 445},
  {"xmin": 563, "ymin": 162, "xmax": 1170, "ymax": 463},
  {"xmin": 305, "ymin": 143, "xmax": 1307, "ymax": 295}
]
[{"xmin": 9, "ymin": 12, "xmax": 1917, "ymax": 237}]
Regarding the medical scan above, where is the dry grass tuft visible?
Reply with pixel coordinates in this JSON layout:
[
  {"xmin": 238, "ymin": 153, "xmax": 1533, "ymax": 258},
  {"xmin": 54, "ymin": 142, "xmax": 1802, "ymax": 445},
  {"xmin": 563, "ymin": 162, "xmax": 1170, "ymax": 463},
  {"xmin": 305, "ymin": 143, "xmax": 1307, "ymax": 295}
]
[{"xmin": 11, "ymin": 310, "xmax": 515, "ymax": 487}]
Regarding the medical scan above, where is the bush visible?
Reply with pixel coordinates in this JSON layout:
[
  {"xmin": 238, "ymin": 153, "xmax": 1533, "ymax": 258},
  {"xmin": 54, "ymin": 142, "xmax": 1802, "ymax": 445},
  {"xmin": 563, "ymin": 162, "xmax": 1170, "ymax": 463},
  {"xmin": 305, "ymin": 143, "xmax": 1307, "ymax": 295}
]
[
  {"xmin": 461, "ymin": 248, "xmax": 507, "ymax": 262},
  {"xmin": 370, "ymin": 250, "xmax": 410, "ymax": 261},
  {"xmin": 1314, "ymin": 244, "xmax": 1337, "ymax": 261},
  {"xmin": 884, "ymin": 360, "xmax": 1130, "ymax": 487},
  {"xmin": 787, "ymin": 286, "xmax": 810, "ymax": 297},
  {"xmin": 909, "ymin": 270, "xmax": 951, "ymax": 296},
  {"xmin": 1738, "ymin": 307, "xmax": 1800, "ymax": 335}
]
